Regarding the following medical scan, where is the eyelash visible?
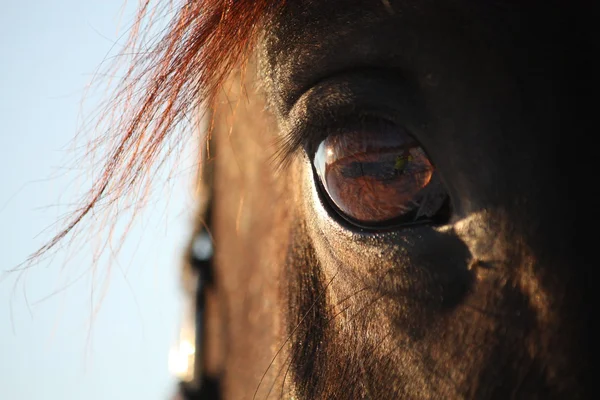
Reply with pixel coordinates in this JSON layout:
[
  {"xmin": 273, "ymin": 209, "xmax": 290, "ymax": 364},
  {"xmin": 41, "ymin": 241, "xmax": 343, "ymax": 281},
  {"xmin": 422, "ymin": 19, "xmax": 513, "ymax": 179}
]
[
  {"xmin": 272, "ymin": 112, "xmax": 397, "ymax": 170},
  {"xmin": 272, "ymin": 67, "xmax": 428, "ymax": 170}
]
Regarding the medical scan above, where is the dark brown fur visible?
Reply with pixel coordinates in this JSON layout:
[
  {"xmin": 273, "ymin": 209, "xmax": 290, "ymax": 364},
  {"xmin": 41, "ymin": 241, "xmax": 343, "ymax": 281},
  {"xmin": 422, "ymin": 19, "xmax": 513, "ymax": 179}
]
[
  {"xmin": 40, "ymin": 0, "xmax": 592, "ymax": 398},
  {"xmin": 198, "ymin": 1, "xmax": 591, "ymax": 398}
]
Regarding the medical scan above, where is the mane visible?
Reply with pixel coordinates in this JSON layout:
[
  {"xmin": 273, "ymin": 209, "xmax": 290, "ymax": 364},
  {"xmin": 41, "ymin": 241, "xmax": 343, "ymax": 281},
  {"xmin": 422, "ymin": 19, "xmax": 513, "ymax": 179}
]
[{"xmin": 27, "ymin": 0, "xmax": 280, "ymax": 264}]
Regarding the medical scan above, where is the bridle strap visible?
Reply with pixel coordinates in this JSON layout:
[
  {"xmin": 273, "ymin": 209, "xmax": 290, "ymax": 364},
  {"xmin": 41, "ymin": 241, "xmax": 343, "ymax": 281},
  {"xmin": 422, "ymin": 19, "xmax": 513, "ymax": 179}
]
[
  {"xmin": 179, "ymin": 225, "xmax": 221, "ymax": 400},
  {"xmin": 174, "ymin": 139, "xmax": 222, "ymax": 399}
]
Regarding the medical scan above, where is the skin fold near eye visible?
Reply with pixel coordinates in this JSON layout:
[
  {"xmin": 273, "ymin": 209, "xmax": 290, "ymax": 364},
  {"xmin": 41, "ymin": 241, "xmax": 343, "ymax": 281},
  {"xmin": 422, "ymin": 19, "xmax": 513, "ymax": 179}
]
[{"xmin": 314, "ymin": 126, "xmax": 447, "ymax": 225}]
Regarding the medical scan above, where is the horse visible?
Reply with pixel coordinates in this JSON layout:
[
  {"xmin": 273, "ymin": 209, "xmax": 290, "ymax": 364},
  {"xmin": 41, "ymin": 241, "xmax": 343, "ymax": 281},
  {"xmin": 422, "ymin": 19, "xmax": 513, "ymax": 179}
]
[{"xmin": 38, "ymin": 0, "xmax": 591, "ymax": 398}]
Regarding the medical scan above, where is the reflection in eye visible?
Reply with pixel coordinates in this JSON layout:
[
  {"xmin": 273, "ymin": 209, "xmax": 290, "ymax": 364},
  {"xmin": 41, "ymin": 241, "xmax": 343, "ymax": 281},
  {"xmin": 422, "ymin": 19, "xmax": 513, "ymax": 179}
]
[{"xmin": 313, "ymin": 125, "xmax": 448, "ymax": 226}]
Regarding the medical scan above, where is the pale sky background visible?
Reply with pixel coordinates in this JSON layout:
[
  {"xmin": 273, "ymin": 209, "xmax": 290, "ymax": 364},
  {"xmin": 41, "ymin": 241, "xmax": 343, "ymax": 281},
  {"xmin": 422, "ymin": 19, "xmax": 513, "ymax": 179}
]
[{"xmin": 1, "ymin": 2, "xmax": 197, "ymax": 399}]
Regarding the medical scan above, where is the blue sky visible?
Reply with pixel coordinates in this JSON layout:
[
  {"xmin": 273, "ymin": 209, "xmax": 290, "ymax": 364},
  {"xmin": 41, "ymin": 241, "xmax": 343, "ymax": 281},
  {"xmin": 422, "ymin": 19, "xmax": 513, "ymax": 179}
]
[{"xmin": 1, "ymin": 2, "xmax": 195, "ymax": 399}]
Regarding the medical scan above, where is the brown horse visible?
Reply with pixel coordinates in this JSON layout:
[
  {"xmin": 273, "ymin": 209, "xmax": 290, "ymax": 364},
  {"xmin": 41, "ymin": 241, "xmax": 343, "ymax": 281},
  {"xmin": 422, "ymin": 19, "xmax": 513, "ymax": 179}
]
[{"xmin": 39, "ymin": 0, "xmax": 591, "ymax": 399}]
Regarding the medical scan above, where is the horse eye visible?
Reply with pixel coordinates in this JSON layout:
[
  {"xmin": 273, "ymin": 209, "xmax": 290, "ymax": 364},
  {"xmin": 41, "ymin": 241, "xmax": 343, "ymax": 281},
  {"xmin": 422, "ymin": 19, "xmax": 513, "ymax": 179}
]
[{"xmin": 313, "ymin": 125, "xmax": 449, "ymax": 227}]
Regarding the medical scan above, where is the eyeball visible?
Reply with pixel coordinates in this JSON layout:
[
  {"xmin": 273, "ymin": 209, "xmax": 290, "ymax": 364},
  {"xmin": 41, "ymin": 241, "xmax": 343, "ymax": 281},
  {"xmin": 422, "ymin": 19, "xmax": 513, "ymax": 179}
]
[{"xmin": 313, "ymin": 125, "xmax": 448, "ymax": 227}]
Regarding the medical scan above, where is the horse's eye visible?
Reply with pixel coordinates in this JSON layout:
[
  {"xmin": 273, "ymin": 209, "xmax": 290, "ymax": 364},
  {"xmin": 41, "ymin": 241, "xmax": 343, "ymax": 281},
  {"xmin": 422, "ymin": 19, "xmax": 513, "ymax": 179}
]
[{"xmin": 313, "ymin": 125, "xmax": 448, "ymax": 227}]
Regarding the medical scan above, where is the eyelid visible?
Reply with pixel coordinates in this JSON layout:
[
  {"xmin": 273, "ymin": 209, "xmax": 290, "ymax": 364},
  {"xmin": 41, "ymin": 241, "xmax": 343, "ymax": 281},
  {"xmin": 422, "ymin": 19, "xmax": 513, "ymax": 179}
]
[{"xmin": 278, "ymin": 69, "xmax": 428, "ymax": 165}]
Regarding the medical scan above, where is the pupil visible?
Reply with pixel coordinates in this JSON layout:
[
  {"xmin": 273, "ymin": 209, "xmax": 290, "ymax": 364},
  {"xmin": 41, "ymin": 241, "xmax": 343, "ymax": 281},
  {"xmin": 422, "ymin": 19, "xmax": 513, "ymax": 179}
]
[{"xmin": 340, "ymin": 160, "xmax": 400, "ymax": 181}]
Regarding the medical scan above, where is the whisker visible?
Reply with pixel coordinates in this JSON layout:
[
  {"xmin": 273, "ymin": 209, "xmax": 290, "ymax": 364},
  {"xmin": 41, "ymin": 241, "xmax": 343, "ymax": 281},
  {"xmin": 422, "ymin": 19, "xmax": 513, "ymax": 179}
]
[
  {"xmin": 263, "ymin": 344, "xmax": 293, "ymax": 399},
  {"xmin": 252, "ymin": 271, "xmax": 339, "ymax": 400},
  {"xmin": 278, "ymin": 349, "xmax": 295, "ymax": 400}
]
